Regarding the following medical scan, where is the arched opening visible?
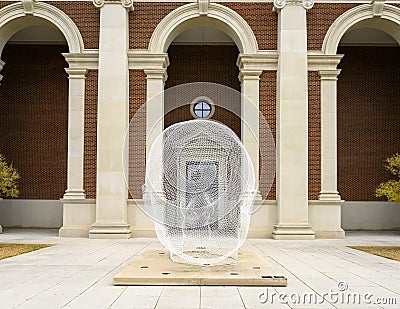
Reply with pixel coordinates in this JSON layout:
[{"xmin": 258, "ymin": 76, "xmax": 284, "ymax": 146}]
[
  {"xmin": 164, "ymin": 25, "xmax": 241, "ymax": 137},
  {"xmin": 0, "ymin": 20, "xmax": 68, "ymax": 200},
  {"xmin": 144, "ymin": 3, "xmax": 260, "ymax": 195},
  {"xmin": 337, "ymin": 20, "xmax": 400, "ymax": 229}
]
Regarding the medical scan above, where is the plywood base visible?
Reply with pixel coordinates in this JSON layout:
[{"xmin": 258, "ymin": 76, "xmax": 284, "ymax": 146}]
[{"xmin": 113, "ymin": 250, "xmax": 287, "ymax": 286}]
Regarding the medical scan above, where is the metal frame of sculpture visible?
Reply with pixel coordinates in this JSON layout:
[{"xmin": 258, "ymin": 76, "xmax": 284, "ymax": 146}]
[{"xmin": 142, "ymin": 119, "xmax": 256, "ymax": 265}]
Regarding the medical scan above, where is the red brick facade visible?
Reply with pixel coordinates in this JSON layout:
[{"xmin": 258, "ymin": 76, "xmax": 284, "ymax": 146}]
[
  {"xmin": 307, "ymin": 3, "xmax": 358, "ymax": 50},
  {"xmin": 83, "ymin": 70, "xmax": 98, "ymax": 199},
  {"xmin": 259, "ymin": 71, "xmax": 277, "ymax": 200},
  {"xmin": 164, "ymin": 45, "xmax": 241, "ymax": 136},
  {"xmin": 0, "ymin": 1, "xmax": 12, "ymax": 9},
  {"xmin": 222, "ymin": 2, "xmax": 278, "ymax": 50},
  {"xmin": 1, "ymin": 2, "xmax": 398, "ymax": 204},
  {"xmin": 129, "ymin": 2, "xmax": 184, "ymax": 50},
  {"xmin": 0, "ymin": 44, "xmax": 68, "ymax": 199},
  {"xmin": 128, "ymin": 2, "xmax": 277, "ymax": 51},
  {"xmin": 128, "ymin": 70, "xmax": 147, "ymax": 199},
  {"xmin": 48, "ymin": 1, "xmax": 100, "ymax": 49},
  {"xmin": 308, "ymin": 72, "xmax": 321, "ymax": 200},
  {"xmin": 337, "ymin": 46, "xmax": 400, "ymax": 201}
]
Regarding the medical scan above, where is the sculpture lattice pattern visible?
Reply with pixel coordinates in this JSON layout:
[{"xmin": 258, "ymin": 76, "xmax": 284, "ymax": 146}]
[{"xmin": 143, "ymin": 120, "xmax": 256, "ymax": 265}]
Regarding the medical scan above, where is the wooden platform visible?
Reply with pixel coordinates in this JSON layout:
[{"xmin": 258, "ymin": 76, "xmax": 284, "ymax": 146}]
[{"xmin": 113, "ymin": 250, "xmax": 287, "ymax": 286}]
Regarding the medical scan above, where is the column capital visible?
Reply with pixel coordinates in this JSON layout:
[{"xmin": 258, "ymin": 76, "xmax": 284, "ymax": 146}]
[
  {"xmin": 318, "ymin": 69, "xmax": 341, "ymax": 81},
  {"xmin": 238, "ymin": 69, "xmax": 262, "ymax": 83},
  {"xmin": 93, "ymin": 0, "xmax": 134, "ymax": 11},
  {"xmin": 65, "ymin": 68, "xmax": 88, "ymax": 79},
  {"xmin": 237, "ymin": 53, "xmax": 278, "ymax": 71},
  {"xmin": 273, "ymin": 0, "xmax": 314, "ymax": 11},
  {"xmin": 144, "ymin": 68, "xmax": 168, "ymax": 83}
]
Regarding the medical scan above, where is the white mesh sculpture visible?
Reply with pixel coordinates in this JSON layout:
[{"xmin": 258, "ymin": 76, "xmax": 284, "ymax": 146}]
[{"xmin": 143, "ymin": 120, "xmax": 256, "ymax": 265}]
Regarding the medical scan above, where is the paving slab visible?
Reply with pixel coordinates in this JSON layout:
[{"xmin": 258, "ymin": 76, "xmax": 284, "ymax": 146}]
[
  {"xmin": 1, "ymin": 229, "xmax": 400, "ymax": 308},
  {"xmin": 113, "ymin": 250, "xmax": 287, "ymax": 286}
]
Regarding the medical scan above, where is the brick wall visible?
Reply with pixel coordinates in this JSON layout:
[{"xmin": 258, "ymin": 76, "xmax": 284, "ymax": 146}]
[
  {"xmin": 223, "ymin": 2, "xmax": 277, "ymax": 50},
  {"xmin": 83, "ymin": 70, "xmax": 98, "ymax": 199},
  {"xmin": 128, "ymin": 70, "xmax": 147, "ymax": 199},
  {"xmin": 48, "ymin": 1, "xmax": 100, "ymax": 49},
  {"xmin": 0, "ymin": 1, "xmax": 12, "ymax": 9},
  {"xmin": 307, "ymin": 3, "xmax": 359, "ymax": 51},
  {"xmin": 129, "ymin": 2, "xmax": 277, "ymax": 51},
  {"xmin": 165, "ymin": 45, "xmax": 241, "ymax": 137},
  {"xmin": 259, "ymin": 71, "xmax": 276, "ymax": 200},
  {"xmin": 129, "ymin": 2, "xmax": 184, "ymax": 50},
  {"xmin": 337, "ymin": 46, "xmax": 400, "ymax": 201},
  {"xmin": 308, "ymin": 72, "xmax": 321, "ymax": 200},
  {"xmin": 0, "ymin": 44, "xmax": 68, "ymax": 199}
]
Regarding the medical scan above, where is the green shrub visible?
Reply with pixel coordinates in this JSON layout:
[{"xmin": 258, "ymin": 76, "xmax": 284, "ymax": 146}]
[
  {"xmin": 0, "ymin": 154, "xmax": 19, "ymax": 198},
  {"xmin": 376, "ymin": 153, "xmax": 400, "ymax": 203}
]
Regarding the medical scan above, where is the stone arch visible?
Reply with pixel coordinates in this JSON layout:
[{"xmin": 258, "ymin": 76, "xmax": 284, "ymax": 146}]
[
  {"xmin": 0, "ymin": 1, "xmax": 84, "ymax": 57},
  {"xmin": 323, "ymin": 4, "xmax": 400, "ymax": 54},
  {"xmin": 148, "ymin": 2, "xmax": 258, "ymax": 54},
  {"xmin": 146, "ymin": 2, "xmax": 261, "ymax": 193}
]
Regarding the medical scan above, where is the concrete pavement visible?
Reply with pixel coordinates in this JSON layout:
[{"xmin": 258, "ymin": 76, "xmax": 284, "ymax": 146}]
[{"xmin": 0, "ymin": 229, "xmax": 399, "ymax": 308}]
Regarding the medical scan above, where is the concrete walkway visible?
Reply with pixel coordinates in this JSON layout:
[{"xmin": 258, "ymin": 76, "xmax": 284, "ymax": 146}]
[{"xmin": 0, "ymin": 229, "xmax": 399, "ymax": 308}]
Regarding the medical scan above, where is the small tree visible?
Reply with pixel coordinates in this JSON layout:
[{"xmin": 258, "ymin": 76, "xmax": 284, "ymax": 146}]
[
  {"xmin": 376, "ymin": 153, "xmax": 400, "ymax": 203},
  {"xmin": 0, "ymin": 154, "xmax": 19, "ymax": 198}
]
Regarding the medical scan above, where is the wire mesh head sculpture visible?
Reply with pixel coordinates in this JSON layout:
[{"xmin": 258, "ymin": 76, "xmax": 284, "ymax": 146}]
[{"xmin": 143, "ymin": 119, "xmax": 256, "ymax": 265}]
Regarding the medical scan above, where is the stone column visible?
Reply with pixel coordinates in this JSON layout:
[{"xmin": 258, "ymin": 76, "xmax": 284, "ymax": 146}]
[
  {"xmin": 89, "ymin": 0, "xmax": 133, "ymax": 238},
  {"xmin": 63, "ymin": 68, "xmax": 87, "ymax": 199},
  {"xmin": 272, "ymin": 0, "xmax": 315, "ymax": 239},
  {"xmin": 144, "ymin": 69, "xmax": 167, "ymax": 193},
  {"xmin": 239, "ymin": 69, "xmax": 262, "ymax": 191},
  {"xmin": 319, "ymin": 70, "xmax": 342, "ymax": 201},
  {"xmin": 145, "ymin": 69, "xmax": 167, "ymax": 159}
]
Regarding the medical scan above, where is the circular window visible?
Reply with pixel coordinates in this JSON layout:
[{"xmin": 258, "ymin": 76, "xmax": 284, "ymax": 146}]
[{"xmin": 190, "ymin": 96, "xmax": 215, "ymax": 119}]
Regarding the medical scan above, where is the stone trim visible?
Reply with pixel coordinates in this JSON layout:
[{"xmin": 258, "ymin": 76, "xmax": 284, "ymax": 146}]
[
  {"xmin": 128, "ymin": 50, "xmax": 169, "ymax": 70},
  {"xmin": 63, "ymin": 51, "xmax": 99, "ymax": 69},
  {"xmin": 273, "ymin": 0, "xmax": 315, "ymax": 11},
  {"xmin": 322, "ymin": 3, "xmax": 400, "ymax": 54},
  {"xmin": 93, "ymin": 0, "xmax": 134, "ymax": 11},
  {"xmin": 307, "ymin": 52, "xmax": 344, "ymax": 71},
  {"xmin": 0, "ymin": 1, "xmax": 84, "ymax": 55},
  {"xmin": 237, "ymin": 52, "xmax": 278, "ymax": 71},
  {"xmin": 148, "ymin": 2, "xmax": 258, "ymax": 54}
]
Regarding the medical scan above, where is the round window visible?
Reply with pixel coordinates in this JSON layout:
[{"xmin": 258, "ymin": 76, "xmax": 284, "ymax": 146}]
[{"xmin": 190, "ymin": 97, "xmax": 215, "ymax": 119}]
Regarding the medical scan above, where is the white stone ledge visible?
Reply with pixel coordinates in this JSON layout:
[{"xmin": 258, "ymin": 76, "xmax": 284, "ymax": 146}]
[
  {"xmin": 63, "ymin": 50, "xmax": 99, "ymax": 69},
  {"xmin": 0, "ymin": 199, "xmax": 63, "ymax": 228},
  {"xmin": 60, "ymin": 50, "xmax": 348, "ymax": 72},
  {"xmin": 6, "ymin": 199, "xmax": 396, "ymax": 238},
  {"xmin": 342, "ymin": 201, "xmax": 400, "ymax": 230}
]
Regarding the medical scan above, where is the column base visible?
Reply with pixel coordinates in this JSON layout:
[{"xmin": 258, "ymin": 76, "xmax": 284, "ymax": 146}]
[
  {"xmin": 272, "ymin": 224, "xmax": 315, "ymax": 240},
  {"xmin": 89, "ymin": 222, "xmax": 132, "ymax": 239},
  {"xmin": 59, "ymin": 226, "xmax": 91, "ymax": 238},
  {"xmin": 59, "ymin": 198, "xmax": 95, "ymax": 238},
  {"xmin": 314, "ymin": 228, "xmax": 345, "ymax": 239},
  {"xmin": 63, "ymin": 190, "xmax": 86, "ymax": 200},
  {"xmin": 318, "ymin": 191, "xmax": 341, "ymax": 201}
]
